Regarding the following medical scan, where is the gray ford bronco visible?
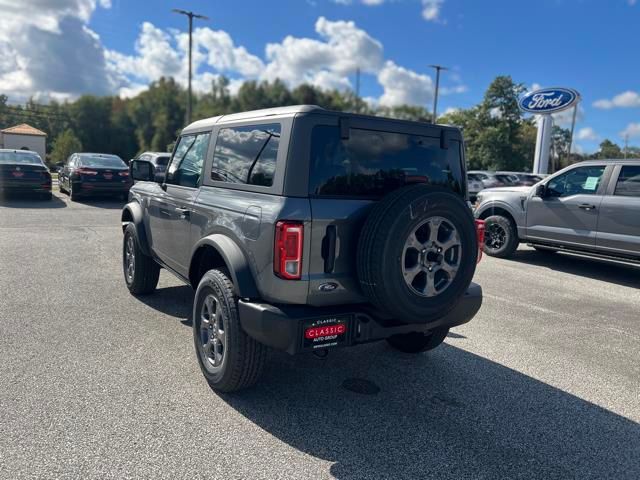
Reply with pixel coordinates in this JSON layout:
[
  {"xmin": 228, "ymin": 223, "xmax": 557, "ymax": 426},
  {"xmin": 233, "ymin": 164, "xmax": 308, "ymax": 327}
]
[{"xmin": 122, "ymin": 105, "xmax": 483, "ymax": 392}]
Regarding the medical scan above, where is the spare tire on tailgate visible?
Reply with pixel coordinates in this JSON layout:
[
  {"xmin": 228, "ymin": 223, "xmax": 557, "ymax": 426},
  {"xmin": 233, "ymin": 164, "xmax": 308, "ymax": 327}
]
[{"xmin": 357, "ymin": 185, "xmax": 477, "ymax": 323}]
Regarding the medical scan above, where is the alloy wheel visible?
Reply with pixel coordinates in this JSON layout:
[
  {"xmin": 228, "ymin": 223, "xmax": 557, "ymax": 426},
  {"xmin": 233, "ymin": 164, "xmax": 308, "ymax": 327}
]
[{"xmin": 401, "ymin": 216, "xmax": 462, "ymax": 297}]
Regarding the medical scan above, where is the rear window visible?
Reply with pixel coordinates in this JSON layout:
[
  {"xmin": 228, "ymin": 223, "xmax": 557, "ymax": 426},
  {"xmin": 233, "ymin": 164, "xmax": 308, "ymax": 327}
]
[
  {"xmin": 0, "ymin": 151, "xmax": 43, "ymax": 165},
  {"xmin": 80, "ymin": 156, "xmax": 126, "ymax": 168},
  {"xmin": 614, "ymin": 165, "xmax": 640, "ymax": 197},
  {"xmin": 309, "ymin": 126, "xmax": 463, "ymax": 198}
]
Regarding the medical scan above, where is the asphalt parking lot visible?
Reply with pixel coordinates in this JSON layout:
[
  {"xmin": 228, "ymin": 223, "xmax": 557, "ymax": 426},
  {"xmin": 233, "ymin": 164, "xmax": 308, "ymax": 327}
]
[{"xmin": 1, "ymin": 191, "xmax": 639, "ymax": 480}]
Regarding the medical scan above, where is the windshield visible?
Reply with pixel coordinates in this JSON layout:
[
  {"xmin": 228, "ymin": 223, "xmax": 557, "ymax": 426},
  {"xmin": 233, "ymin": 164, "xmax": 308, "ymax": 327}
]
[
  {"xmin": 0, "ymin": 151, "xmax": 44, "ymax": 165},
  {"xmin": 79, "ymin": 156, "xmax": 126, "ymax": 168},
  {"xmin": 155, "ymin": 156, "xmax": 170, "ymax": 166}
]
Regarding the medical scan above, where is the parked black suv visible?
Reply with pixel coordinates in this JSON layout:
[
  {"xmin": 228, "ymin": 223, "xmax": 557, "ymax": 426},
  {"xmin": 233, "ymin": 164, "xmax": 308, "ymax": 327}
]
[{"xmin": 122, "ymin": 105, "xmax": 483, "ymax": 392}]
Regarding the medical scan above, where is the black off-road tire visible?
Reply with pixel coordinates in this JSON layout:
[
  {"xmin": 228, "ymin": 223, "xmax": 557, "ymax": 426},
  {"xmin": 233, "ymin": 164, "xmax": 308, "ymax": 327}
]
[
  {"xmin": 483, "ymin": 215, "xmax": 519, "ymax": 258},
  {"xmin": 387, "ymin": 327, "xmax": 450, "ymax": 353},
  {"xmin": 193, "ymin": 269, "xmax": 267, "ymax": 392},
  {"xmin": 357, "ymin": 185, "xmax": 477, "ymax": 323},
  {"xmin": 122, "ymin": 223, "xmax": 160, "ymax": 295}
]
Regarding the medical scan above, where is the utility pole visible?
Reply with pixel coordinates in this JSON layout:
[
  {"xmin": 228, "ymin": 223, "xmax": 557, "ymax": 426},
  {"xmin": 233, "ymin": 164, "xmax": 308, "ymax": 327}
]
[
  {"xmin": 172, "ymin": 8, "xmax": 209, "ymax": 125},
  {"xmin": 624, "ymin": 134, "xmax": 629, "ymax": 159},
  {"xmin": 428, "ymin": 64, "xmax": 448, "ymax": 123},
  {"xmin": 355, "ymin": 67, "xmax": 361, "ymax": 113}
]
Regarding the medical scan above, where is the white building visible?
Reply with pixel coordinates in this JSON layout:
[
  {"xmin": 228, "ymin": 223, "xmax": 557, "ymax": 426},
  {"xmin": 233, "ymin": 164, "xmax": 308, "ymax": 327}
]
[{"xmin": 0, "ymin": 124, "xmax": 47, "ymax": 161}]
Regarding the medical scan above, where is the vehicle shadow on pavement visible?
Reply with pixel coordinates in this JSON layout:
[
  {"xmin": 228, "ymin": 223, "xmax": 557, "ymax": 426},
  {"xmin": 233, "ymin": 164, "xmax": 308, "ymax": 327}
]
[
  {"xmin": 0, "ymin": 195, "xmax": 66, "ymax": 209},
  {"xmin": 71, "ymin": 197, "xmax": 127, "ymax": 210},
  {"xmin": 507, "ymin": 249, "xmax": 640, "ymax": 288},
  {"xmin": 221, "ymin": 344, "xmax": 640, "ymax": 479},
  {"xmin": 136, "ymin": 285, "xmax": 194, "ymax": 326}
]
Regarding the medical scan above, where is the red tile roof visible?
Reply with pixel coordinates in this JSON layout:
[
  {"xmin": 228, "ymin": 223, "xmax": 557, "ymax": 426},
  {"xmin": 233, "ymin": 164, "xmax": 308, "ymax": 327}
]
[{"xmin": 1, "ymin": 123, "xmax": 47, "ymax": 136}]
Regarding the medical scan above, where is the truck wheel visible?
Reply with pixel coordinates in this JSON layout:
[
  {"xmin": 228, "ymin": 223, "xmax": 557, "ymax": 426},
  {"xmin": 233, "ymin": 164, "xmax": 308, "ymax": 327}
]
[
  {"xmin": 357, "ymin": 185, "xmax": 478, "ymax": 323},
  {"xmin": 69, "ymin": 182, "xmax": 79, "ymax": 201},
  {"xmin": 387, "ymin": 327, "xmax": 449, "ymax": 353},
  {"xmin": 483, "ymin": 215, "xmax": 519, "ymax": 258},
  {"xmin": 122, "ymin": 223, "xmax": 160, "ymax": 295},
  {"xmin": 193, "ymin": 269, "xmax": 267, "ymax": 392}
]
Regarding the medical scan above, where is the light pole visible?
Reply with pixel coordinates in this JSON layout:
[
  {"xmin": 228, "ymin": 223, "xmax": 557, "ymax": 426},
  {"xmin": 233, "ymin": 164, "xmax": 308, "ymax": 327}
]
[
  {"xmin": 172, "ymin": 8, "xmax": 209, "ymax": 124},
  {"xmin": 428, "ymin": 64, "xmax": 448, "ymax": 123}
]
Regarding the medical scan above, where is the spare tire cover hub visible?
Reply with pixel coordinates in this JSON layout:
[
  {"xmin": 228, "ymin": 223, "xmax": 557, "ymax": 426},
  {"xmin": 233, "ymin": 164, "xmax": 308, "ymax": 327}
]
[{"xmin": 402, "ymin": 216, "xmax": 461, "ymax": 297}]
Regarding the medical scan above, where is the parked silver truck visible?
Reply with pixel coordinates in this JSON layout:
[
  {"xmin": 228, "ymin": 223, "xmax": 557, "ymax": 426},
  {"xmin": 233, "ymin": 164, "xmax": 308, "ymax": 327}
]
[{"xmin": 474, "ymin": 160, "xmax": 640, "ymax": 261}]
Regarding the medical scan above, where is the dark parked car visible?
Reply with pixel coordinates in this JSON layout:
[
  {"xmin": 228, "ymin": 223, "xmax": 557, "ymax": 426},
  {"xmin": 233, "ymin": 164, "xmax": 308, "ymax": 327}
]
[
  {"xmin": 131, "ymin": 151, "xmax": 171, "ymax": 174},
  {"xmin": 0, "ymin": 149, "xmax": 52, "ymax": 200},
  {"xmin": 122, "ymin": 105, "xmax": 483, "ymax": 392},
  {"xmin": 475, "ymin": 160, "xmax": 640, "ymax": 261},
  {"xmin": 59, "ymin": 153, "xmax": 132, "ymax": 200}
]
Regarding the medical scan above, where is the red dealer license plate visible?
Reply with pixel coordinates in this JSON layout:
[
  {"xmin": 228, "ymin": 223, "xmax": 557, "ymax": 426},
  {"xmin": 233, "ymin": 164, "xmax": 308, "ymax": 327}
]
[{"xmin": 303, "ymin": 316, "xmax": 350, "ymax": 350}]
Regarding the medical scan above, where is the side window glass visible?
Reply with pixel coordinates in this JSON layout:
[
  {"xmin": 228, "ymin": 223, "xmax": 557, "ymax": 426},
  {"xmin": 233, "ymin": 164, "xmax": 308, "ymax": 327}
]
[
  {"xmin": 614, "ymin": 166, "xmax": 640, "ymax": 197},
  {"xmin": 546, "ymin": 166, "xmax": 605, "ymax": 197},
  {"xmin": 211, "ymin": 124, "xmax": 280, "ymax": 187},
  {"xmin": 166, "ymin": 133, "xmax": 210, "ymax": 188}
]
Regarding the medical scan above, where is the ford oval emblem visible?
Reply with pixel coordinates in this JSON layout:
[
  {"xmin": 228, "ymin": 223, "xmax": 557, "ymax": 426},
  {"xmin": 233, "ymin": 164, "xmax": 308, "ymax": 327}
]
[
  {"xmin": 319, "ymin": 282, "xmax": 338, "ymax": 292},
  {"xmin": 518, "ymin": 87, "xmax": 580, "ymax": 114}
]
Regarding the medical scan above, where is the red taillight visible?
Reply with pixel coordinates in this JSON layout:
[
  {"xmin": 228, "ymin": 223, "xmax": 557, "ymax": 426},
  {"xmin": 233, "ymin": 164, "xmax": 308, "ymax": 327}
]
[
  {"xmin": 475, "ymin": 219, "xmax": 485, "ymax": 264},
  {"xmin": 11, "ymin": 171, "xmax": 24, "ymax": 178},
  {"xmin": 118, "ymin": 171, "xmax": 129, "ymax": 177},
  {"xmin": 77, "ymin": 168, "xmax": 98, "ymax": 176},
  {"xmin": 274, "ymin": 221, "xmax": 303, "ymax": 280}
]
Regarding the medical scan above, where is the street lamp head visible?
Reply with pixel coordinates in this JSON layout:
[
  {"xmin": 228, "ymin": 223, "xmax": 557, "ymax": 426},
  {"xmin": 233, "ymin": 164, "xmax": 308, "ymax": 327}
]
[{"xmin": 172, "ymin": 8, "xmax": 189, "ymax": 15}]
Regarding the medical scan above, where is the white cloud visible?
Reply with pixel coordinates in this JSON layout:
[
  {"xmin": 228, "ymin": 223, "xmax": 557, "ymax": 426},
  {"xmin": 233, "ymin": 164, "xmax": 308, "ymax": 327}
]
[
  {"xmin": 0, "ymin": 0, "xmax": 114, "ymax": 99},
  {"xmin": 261, "ymin": 17, "xmax": 383, "ymax": 90},
  {"xmin": 576, "ymin": 127, "xmax": 599, "ymax": 141},
  {"xmin": 552, "ymin": 105, "xmax": 584, "ymax": 128},
  {"xmin": 378, "ymin": 61, "xmax": 434, "ymax": 107},
  {"xmin": 0, "ymin": 5, "xmax": 462, "ymax": 110},
  {"xmin": 422, "ymin": 0, "xmax": 444, "ymax": 22},
  {"xmin": 593, "ymin": 90, "xmax": 640, "ymax": 109},
  {"xmin": 621, "ymin": 123, "xmax": 640, "ymax": 139}
]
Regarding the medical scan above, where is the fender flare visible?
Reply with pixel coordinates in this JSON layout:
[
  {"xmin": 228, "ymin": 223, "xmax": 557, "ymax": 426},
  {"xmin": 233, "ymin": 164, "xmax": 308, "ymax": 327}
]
[
  {"xmin": 476, "ymin": 200, "xmax": 519, "ymax": 221},
  {"xmin": 191, "ymin": 234, "xmax": 260, "ymax": 299},
  {"xmin": 121, "ymin": 202, "xmax": 151, "ymax": 256}
]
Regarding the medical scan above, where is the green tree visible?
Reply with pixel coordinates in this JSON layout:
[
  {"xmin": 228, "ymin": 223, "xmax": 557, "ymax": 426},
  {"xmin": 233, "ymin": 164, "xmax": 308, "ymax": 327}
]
[
  {"xmin": 50, "ymin": 129, "xmax": 82, "ymax": 165},
  {"xmin": 597, "ymin": 139, "xmax": 623, "ymax": 159}
]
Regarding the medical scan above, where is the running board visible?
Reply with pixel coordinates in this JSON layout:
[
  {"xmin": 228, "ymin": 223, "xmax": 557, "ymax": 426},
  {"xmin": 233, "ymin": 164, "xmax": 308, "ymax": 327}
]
[{"xmin": 527, "ymin": 243, "xmax": 640, "ymax": 265}]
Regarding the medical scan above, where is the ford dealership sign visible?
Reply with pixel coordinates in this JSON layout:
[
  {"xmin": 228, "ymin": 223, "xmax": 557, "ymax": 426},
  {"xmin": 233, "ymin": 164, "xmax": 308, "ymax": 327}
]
[{"xmin": 518, "ymin": 87, "xmax": 580, "ymax": 114}]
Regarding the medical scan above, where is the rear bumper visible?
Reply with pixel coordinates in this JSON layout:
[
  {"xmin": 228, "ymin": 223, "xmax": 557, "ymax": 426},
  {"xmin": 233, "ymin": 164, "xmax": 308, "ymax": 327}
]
[
  {"xmin": 239, "ymin": 282, "xmax": 482, "ymax": 354},
  {"xmin": 75, "ymin": 181, "xmax": 132, "ymax": 193},
  {"xmin": 1, "ymin": 182, "xmax": 51, "ymax": 193}
]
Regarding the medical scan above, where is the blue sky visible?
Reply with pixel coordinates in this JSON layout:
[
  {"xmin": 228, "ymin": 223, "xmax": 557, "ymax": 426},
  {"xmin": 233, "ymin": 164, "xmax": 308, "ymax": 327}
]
[{"xmin": 1, "ymin": 0, "xmax": 639, "ymax": 152}]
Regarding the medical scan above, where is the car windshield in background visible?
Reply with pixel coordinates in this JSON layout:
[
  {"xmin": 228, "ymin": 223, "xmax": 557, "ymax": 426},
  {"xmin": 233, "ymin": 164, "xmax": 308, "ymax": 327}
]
[
  {"xmin": 309, "ymin": 126, "xmax": 463, "ymax": 198},
  {"xmin": 0, "ymin": 151, "xmax": 43, "ymax": 165},
  {"xmin": 156, "ymin": 156, "xmax": 170, "ymax": 166},
  {"xmin": 80, "ymin": 156, "xmax": 126, "ymax": 168}
]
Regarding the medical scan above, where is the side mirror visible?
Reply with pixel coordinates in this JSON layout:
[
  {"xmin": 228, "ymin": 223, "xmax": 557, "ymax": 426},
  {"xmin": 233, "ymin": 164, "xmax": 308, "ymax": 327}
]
[
  {"xmin": 130, "ymin": 159, "xmax": 156, "ymax": 182},
  {"xmin": 535, "ymin": 184, "xmax": 547, "ymax": 198}
]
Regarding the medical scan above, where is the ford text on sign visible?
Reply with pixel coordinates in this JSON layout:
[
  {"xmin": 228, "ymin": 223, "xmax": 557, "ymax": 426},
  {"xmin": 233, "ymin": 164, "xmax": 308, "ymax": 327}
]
[{"xmin": 518, "ymin": 88, "xmax": 580, "ymax": 114}]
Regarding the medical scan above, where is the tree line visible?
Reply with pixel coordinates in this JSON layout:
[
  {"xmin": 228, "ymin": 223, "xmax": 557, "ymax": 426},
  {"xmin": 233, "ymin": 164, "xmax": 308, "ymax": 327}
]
[{"xmin": 0, "ymin": 75, "xmax": 636, "ymax": 171}]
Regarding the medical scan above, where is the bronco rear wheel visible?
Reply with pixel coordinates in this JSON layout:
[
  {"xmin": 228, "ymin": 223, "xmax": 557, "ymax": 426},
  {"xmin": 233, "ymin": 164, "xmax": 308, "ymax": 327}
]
[
  {"xmin": 357, "ymin": 185, "xmax": 477, "ymax": 323},
  {"xmin": 193, "ymin": 269, "xmax": 267, "ymax": 392}
]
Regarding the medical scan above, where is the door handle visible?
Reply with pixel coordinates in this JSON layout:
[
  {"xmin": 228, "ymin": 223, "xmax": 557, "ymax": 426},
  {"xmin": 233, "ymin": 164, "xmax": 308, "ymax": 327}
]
[
  {"xmin": 176, "ymin": 207, "xmax": 190, "ymax": 219},
  {"xmin": 578, "ymin": 204, "xmax": 596, "ymax": 211}
]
